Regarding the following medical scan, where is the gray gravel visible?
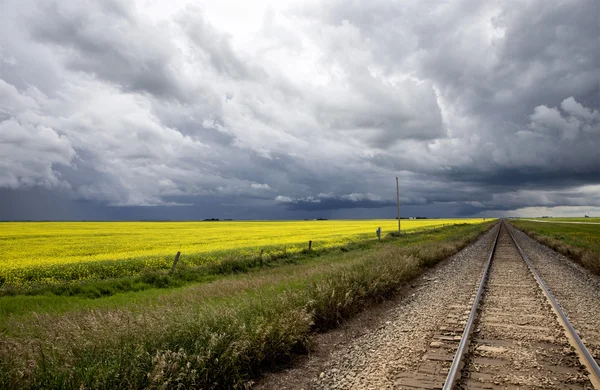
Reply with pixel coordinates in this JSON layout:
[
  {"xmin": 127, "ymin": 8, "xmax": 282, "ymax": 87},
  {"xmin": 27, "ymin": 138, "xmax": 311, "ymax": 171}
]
[
  {"xmin": 508, "ymin": 223, "xmax": 600, "ymax": 362},
  {"xmin": 311, "ymin": 225, "xmax": 500, "ymax": 389},
  {"xmin": 460, "ymin": 225, "xmax": 590, "ymax": 388}
]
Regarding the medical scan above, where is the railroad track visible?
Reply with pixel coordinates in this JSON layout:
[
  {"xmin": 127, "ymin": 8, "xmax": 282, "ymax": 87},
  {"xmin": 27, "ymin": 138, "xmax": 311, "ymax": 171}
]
[{"xmin": 396, "ymin": 221, "xmax": 600, "ymax": 389}]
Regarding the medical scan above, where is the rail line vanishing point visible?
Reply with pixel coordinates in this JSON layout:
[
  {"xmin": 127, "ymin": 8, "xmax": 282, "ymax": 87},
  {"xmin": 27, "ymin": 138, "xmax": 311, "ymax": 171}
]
[{"xmin": 396, "ymin": 220, "xmax": 600, "ymax": 389}]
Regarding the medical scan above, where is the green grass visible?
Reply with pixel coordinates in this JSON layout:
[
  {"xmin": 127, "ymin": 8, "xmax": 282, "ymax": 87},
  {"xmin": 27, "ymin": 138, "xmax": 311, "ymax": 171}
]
[
  {"xmin": 0, "ymin": 242, "xmax": 368, "ymax": 299},
  {"xmin": 509, "ymin": 220, "xmax": 600, "ymax": 276},
  {"xmin": 0, "ymin": 243, "xmax": 374, "ymax": 320},
  {"xmin": 0, "ymin": 222, "xmax": 495, "ymax": 389}
]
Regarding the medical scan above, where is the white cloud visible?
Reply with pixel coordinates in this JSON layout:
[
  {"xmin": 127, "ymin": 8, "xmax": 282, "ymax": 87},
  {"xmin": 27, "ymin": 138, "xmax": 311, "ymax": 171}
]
[
  {"xmin": 0, "ymin": 80, "xmax": 75, "ymax": 188},
  {"xmin": 340, "ymin": 193, "xmax": 382, "ymax": 202},
  {"xmin": 251, "ymin": 183, "xmax": 272, "ymax": 190},
  {"xmin": 275, "ymin": 195, "xmax": 294, "ymax": 203}
]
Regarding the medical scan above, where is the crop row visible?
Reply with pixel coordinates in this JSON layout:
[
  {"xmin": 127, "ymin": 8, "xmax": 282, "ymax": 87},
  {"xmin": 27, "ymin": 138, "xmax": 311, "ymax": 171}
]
[{"xmin": 0, "ymin": 219, "xmax": 487, "ymax": 286}]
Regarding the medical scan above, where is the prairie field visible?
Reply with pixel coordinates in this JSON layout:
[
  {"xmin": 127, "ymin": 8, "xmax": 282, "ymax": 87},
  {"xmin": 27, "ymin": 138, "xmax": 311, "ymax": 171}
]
[
  {"xmin": 510, "ymin": 219, "xmax": 600, "ymax": 275},
  {"xmin": 0, "ymin": 219, "xmax": 486, "ymax": 287}
]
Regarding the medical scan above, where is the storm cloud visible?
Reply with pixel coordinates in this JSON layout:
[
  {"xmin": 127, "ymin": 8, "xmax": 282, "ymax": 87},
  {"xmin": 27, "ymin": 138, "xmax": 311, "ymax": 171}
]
[{"xmin": 0, "ymin": 0, "xmax": 598, "ymax": 220}]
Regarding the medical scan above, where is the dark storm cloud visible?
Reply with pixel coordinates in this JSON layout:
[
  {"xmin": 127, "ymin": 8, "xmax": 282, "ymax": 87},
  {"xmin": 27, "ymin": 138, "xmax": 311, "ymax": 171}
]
[
  {"xmin": 29, "ymin": 1, "xmax": 190, "ymax": 100},
  {"xmin": 442, "ymin": 170, "xmax": 600, "ymax": 191},
  {"xmin": 284, "ymin": 198, "xmax": 393, "ymax": 211},
  {"xmin": 311, "ymin": 0, "xmax": 599, "ymax": 212},
  {"xmin": 0, "ymin": 0, "xmax": 599, "ymax": 219}
]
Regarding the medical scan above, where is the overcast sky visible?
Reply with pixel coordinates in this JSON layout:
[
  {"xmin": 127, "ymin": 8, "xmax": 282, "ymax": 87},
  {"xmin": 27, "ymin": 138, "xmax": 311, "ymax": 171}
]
[{"xmin": 1, "ymin": 0, "xmax": 599, "ymax": 220}]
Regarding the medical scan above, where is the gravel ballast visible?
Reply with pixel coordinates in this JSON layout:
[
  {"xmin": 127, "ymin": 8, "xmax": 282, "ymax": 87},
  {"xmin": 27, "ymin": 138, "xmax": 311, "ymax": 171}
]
[
  {"xmin": 507, "ymin": 223, "xmax": 600, "ymax": 364},
  {"xmin": 256, "ymin": 224, "xmax": 499, "ymax": 389},
  {"xmin": 257, "ymin": 223, "xmax": 600, "ymax": 389}
]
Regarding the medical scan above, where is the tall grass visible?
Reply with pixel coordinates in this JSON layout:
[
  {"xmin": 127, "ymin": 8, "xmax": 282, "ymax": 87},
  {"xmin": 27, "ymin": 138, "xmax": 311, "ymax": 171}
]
[
  {"xmin": 0, "ymin": 222, "xmax": 494, "ymax": 389},
  {"xmin": 509, "ymin": 221, "xmax": 600, "ymax": 276}
]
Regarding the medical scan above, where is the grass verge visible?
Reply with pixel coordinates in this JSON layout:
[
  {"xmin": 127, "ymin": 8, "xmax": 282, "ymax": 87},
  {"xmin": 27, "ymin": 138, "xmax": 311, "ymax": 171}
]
[
  {"xmin": 0, "ymin": 222, "xmax": 495, "ymax": 389},
  {"xmin": 0, "ymin": 242, "xmax": 370, "ymax": 298},
  {"xmin": 509, "ymin": 220, "xmax": 600, "ymax": 276}
]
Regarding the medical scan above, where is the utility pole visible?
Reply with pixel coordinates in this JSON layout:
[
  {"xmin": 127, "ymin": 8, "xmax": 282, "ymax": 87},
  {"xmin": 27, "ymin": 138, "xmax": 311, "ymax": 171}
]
[{"xmin": 396, "ymin": 176, "xmax": 401, "ymax": 233}]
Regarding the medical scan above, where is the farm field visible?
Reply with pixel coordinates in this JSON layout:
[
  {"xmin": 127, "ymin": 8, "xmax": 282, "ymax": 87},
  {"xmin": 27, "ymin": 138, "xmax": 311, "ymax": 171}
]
[
  {"xmin": 509, "ymin": 219, "xmax": 600, "ymax": 275},
  {"xmin": 0, "ymin": 219, "xmax": 487, "ymax": 287},
  {"xmin": 0, "ymin": 221, "xmax": 496, "ymax": 389}
]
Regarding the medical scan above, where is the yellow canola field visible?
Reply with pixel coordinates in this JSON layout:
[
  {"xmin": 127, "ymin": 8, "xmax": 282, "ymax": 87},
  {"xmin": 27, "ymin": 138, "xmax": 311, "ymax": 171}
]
[{"xmin": 0, "ymin": 219, "xmax": 487, "ymax": 286}]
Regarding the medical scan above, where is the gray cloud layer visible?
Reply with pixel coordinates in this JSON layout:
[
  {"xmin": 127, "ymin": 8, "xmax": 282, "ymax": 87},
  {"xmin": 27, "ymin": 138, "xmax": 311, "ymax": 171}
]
[{"xmin": 0, "ymin": 0, "xmax": 598, "ymax": 219}]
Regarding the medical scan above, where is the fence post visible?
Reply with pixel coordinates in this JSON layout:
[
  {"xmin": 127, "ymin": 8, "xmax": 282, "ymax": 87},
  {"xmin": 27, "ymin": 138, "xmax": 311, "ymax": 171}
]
[
  {"xmin": 308, "ymin": 240, "xmax": 312, "ymax": 251},
  {"xmin": 170, "ymin": 251, "xmax": 181, "ymax": 274}
]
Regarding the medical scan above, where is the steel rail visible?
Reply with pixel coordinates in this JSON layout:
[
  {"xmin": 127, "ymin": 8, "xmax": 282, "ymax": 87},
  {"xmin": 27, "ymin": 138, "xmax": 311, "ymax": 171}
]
[
  {"xmin": 506, "ymin": 223, "xmax": 600, "ymax": 389},
  {"xmin": 441, "ymin": 222, "xmax": 501, "ymax": 390}
]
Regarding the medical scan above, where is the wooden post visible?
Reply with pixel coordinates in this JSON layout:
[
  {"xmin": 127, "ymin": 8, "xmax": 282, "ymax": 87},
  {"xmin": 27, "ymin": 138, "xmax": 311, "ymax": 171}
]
[
  {"xmin": 259, "ymin": 249, "xmax": 264, "ymax": 267},
  {"xmin": 396, "ymin": 177, "xmax": 401, "ymax": 233},
  {"xmin": 170, "ymin": 251, "xmax": 181, "ymax": 274},
  {"xmin": 308, "ymin": 240, "xmax": 312, "ymax": 251}
]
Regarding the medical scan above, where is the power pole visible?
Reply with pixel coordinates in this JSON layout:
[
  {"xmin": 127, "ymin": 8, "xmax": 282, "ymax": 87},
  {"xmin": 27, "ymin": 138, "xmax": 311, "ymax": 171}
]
[{"xmin": 396, "ymin": 176, "xmax": 401, "ymax": 233}]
